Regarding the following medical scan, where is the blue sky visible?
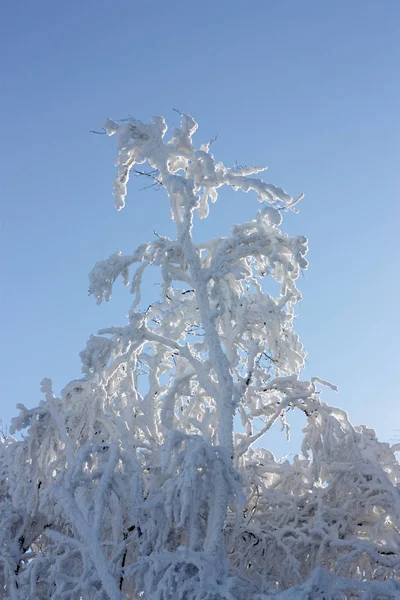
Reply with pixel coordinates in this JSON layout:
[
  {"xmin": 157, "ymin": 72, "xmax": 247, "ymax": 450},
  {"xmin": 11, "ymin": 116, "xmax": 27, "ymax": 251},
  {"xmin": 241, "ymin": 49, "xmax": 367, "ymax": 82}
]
[{"xmin": 1, "ymin": 1, "xmax": 399, "ymax": 455}]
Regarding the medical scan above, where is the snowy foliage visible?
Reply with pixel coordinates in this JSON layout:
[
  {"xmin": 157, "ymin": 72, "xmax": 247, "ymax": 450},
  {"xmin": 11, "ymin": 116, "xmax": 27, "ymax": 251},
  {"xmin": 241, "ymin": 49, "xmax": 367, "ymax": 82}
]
[{"xmin": 1, "ymin": 113, "xmax": 400, "ymax": 599}]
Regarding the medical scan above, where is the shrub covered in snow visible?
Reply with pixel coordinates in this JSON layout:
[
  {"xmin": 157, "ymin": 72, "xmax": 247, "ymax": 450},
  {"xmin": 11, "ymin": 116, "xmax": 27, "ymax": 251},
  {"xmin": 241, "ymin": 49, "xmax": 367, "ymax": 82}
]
[{"xmin": 1, "ymin": 113, "xmax": 399, "ymax": 599}]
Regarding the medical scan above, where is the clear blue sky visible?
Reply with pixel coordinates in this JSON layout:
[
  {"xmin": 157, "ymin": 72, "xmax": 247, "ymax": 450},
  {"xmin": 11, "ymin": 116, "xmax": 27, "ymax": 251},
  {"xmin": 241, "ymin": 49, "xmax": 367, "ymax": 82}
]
[{"xmin": 1, "ymin": 1, "xmax": 399, "ymax": 455}]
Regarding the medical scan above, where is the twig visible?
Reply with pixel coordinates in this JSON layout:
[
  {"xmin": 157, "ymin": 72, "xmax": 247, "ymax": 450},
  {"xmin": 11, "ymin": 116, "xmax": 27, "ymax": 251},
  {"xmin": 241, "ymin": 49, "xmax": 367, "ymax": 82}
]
[{"xmin": 133, "ymin": 169, "xmax": 163, "ymax": 189}]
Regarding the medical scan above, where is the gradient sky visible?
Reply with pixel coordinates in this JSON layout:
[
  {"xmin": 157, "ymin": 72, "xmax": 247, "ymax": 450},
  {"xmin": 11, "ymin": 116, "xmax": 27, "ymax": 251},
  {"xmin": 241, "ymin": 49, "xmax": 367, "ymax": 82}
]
[{"xmin": 1, "ymin": 1, "xmax": 399, "ymax": 456}]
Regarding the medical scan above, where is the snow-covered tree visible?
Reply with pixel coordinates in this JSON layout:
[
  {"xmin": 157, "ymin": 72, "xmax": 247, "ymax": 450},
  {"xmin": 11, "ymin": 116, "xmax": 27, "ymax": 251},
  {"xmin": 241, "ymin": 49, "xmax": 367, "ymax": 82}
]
[{"xmin": 1, "ymin": 113, "xmax": 400, "ymax": 599}]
